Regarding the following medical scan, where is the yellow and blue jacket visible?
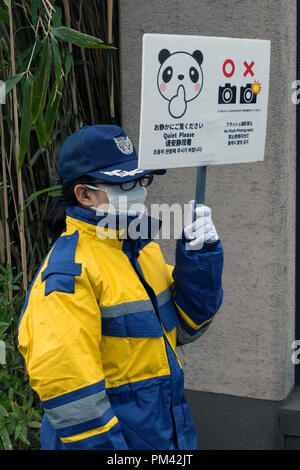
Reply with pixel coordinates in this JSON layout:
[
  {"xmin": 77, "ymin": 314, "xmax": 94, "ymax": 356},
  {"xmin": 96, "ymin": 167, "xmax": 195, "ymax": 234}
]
[{"xmin": 17, "ymin": 205, "xmax": 224, "ymax": 450}]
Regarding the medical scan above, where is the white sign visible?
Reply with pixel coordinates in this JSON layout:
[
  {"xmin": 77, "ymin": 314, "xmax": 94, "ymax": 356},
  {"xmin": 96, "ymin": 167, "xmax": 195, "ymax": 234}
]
[{"xmin": 138, "ymin": 34, "xmax": 271, "ymax": 170}]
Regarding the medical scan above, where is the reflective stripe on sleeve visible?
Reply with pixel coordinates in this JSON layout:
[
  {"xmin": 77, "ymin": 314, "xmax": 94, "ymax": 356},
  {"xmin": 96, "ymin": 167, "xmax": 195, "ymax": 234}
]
[
  {"xmin": 174, "ymin": 301, "xmax": 215, "ymax": 345},
  {"xmin": 44, "ymin": 390, "xmax": 111, "ymax": 429},
  {"xmin": 100, "ymin": 287, "xmax": 172, "ymax": 318},
  {"xmin": 177, "ymin": 320, "xmax": 209, "ymax": 345}
]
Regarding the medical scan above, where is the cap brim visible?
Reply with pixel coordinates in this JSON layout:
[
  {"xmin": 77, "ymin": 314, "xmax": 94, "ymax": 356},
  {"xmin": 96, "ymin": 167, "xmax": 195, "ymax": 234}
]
[{"xmin": 84, "ymin": 159, "xmax": 166, "ymax": 183}]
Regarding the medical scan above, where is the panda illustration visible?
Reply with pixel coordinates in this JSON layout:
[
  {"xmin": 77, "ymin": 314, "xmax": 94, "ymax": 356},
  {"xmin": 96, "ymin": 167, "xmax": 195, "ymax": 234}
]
[{"xmin": 157, "ymin": 49, "xmax": 204, "ymax": 118}]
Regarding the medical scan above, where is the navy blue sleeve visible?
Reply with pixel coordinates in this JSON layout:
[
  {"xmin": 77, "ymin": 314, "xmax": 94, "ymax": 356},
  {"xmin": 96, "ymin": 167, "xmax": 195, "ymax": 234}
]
[{"xmin": 172, "ymin": 235, "xmax": 224, "ymax": 346}]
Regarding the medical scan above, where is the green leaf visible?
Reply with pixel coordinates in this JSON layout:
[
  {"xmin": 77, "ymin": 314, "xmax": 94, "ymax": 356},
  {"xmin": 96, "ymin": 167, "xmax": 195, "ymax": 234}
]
[
  {"xmin": 35, "ymin": 109, "xmax": 46, "ymax": 148},
  {"xmin": 31, "ymin": 38, "xmax": 51, "ymax": 123},
  {"xmin": 17, "ymin": 43, "xmax": 37, "ymax": 71},
  {"xmin": 0, "ymin": 6, "xmax": 9, "ymax": 24},
  {"xmin": 50, "ymin": 37, "xmax": 62, "ymax": 86},
  {"xmin": 33, "ymin": 410, "xmax": 42, "ymax": 420},
  {"xmin": 19, "ymin": 424, "xmax": 29, "ymax": 445},
  {"xmin": 26, "ymin": 185, "xmax": 63, "ymax": 204},
  {"xmin": 0, "ymin": 322, "xmax": 10, "ymax": 337},
  {"xmin": 45, "ymin": 79, "xmax": 62, "ymax": 140},
  {"xmin": 31, "ymin": 0, "xmax": 42, "ymax": 27},
  {"xmin": 11, "ymin": 402, "xmax": 22, "ymax": 419},
  {"xmin": 3, "ymin": 0, "xmax": 11, "ymax": 8},
  {"xmin": 51, "ymin": 6, "xmax": 62, "ymax": 28},
  {"xmin": 28, "ymin": 421, "xmax": 41, "ymax": 429},
  {"xmin": 8, "ymin": 388, "xmax": 13, "ymax": 404},
  {"xmin": 14, "ymin": 423, "xmax": 22, "ymax": 441},
  {"xmin": 0, "ymin": 405, "xmax": 8, "ymax": 418},
  {"xmin": 27, "ymin": 396, "xmax": 33, "ymax": 410},
  {"xmin": 49, "ymin": 189, "xmax": 62, "ymax": 197},
  {"xmin": 65, "ymin": 51, "xmax": 73, "ymax": 78},
  {"xmin": 4, "ymin": 73, "xmax": 24, "ymax": 95},
  {"xmin": 13, "ymin": 184, "xmax": 62, "ymax": 225},
  {"xmin": 18, "ymin": 75, "xmax": 33, "ymax": 170},
  {"xmin": 52, "ymin": 26, "xmax": 112, "ymax": 49},
  {"xmin": 0, "ymin": 426, "xmax": 12, "ymax": 450}
]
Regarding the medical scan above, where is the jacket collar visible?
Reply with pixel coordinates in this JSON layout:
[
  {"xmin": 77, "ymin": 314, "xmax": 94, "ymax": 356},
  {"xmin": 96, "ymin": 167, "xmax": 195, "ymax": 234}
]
[{"xmin": 65, "ymin": 205, "xmax": 162, "ymax": 252}]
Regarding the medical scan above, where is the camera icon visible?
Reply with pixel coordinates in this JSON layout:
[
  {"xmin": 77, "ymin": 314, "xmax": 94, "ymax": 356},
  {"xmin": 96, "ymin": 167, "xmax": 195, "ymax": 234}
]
[
  {"xmin": 240, "ymin": 83, "xmax": 257, "ymax": 104},
  {"xmin": 218, "ymin": 83, "xmax": 237, "ymax": 104}
]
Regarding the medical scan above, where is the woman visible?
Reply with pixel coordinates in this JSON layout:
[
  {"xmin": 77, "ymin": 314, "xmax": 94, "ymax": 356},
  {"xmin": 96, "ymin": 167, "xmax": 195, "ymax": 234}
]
[{"xmin": 17, "ymin": 124, "xmax": 224, "ymax": 450}]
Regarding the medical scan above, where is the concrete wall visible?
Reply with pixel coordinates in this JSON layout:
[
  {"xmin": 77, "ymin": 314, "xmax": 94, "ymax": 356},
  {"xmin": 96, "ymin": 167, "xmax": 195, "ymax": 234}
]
[{"xmin": 119, "ymin": 0, "xmax": 296, "ymax": 401}]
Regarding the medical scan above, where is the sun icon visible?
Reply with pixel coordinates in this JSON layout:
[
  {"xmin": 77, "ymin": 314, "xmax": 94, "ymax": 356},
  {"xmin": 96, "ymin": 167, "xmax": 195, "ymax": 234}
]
[{"xmin": 251, "ymin": 81, "xmax": 262, "ymax": 95}]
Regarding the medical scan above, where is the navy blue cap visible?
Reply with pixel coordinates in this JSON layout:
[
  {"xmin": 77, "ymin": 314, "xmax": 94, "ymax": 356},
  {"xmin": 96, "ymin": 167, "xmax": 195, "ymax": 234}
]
[{"xmin": 58, "ymin": 124, "xmax": 166, "ymax": 184}]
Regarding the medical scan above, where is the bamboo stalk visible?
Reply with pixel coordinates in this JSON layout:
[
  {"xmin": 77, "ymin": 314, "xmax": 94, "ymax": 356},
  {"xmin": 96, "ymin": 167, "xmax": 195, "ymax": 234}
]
[
  {"xmin": 0, "ymin": 220, "xmax": 5, "ymax": 264},
  {"xmin": 109, "ymin": 63, "xmax": 115, "ymax": 122},
  {"xmin": 0, "ymin": 38, "xmax": 13, "ymax": 297},
  {"xmin": 107, "ymin": 0, "xmax": 113, "ymax": 44},
  {"xmin": 78, "ymin": 1, "xmax": 96, "ymax": 125},
  {"xmin": 63, "ymin": 0, "xmax": 79, "ymax": 130},
  {"xmin": 8, "ymin": 2, "xmax": 27, "ymax": 292},
  {"xmin": 6, "ymin": 124, "xmax": 22, "ymax": 236},
  {"xmin": 0, "ymin": 0, "xmax": 120, "ymax": 282},
  {"xmin": 22, "ymin": 181, "xmax": 35, "ymax": 269},
  {"xmin": 107, "ymin": 0, "xmax": 115, "ymax": 122},
  {"xmin": 26, "ymin": 149, "xmax": 45, "ymax": 262},
  {"xmin": 0, "ymin": 105, "xmax": 12, "ymax": 299}
]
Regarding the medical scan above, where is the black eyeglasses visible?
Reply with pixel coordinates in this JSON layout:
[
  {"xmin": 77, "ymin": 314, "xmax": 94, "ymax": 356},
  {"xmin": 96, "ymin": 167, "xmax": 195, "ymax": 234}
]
[
  {"xmin": 83, "ymin": 174, "xmax": 154, "ymax": 192},
  {"xmin": 119, "ymin": 174, "xmax": 153, "ymax": 191}
]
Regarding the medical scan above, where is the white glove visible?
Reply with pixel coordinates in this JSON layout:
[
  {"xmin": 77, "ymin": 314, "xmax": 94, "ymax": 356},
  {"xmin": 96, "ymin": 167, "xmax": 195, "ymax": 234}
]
[{"xmin": 184, "ymin": 200, "xmax": 219, "ymax": 250}]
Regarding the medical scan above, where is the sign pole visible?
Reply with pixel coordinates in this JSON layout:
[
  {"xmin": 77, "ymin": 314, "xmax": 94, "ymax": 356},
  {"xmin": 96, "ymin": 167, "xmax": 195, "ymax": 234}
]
[
  {"xmin": 195, "ymin": 166, "xmax": 206, "ymax": 204},
  {"xmin": 192, "ymin": 166, "xmax": 206, "ymax": 222}
]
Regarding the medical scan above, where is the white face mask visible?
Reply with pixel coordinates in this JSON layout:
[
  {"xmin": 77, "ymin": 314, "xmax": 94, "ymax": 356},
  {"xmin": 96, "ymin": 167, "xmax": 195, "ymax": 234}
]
[{"xmin": 86, "ymin": 183, "xmax": 147, "ymax": 215}]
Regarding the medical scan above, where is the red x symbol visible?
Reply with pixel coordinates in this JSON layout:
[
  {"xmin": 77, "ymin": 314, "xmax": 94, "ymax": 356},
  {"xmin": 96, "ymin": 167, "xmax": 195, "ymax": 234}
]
[{"xmin": 244, "ymin": 60, "xmax": 255, "ymax": 77}]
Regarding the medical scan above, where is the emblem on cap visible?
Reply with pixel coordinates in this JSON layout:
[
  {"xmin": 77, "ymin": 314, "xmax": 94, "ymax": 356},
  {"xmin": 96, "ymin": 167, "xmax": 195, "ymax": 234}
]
[
  {"xmin": 99, "ymin": 169, "xmax": 144, "ymax": 177},
  {"xmin": 113, "ymin": 136, "xmax": 134, "ymax": 155}
]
